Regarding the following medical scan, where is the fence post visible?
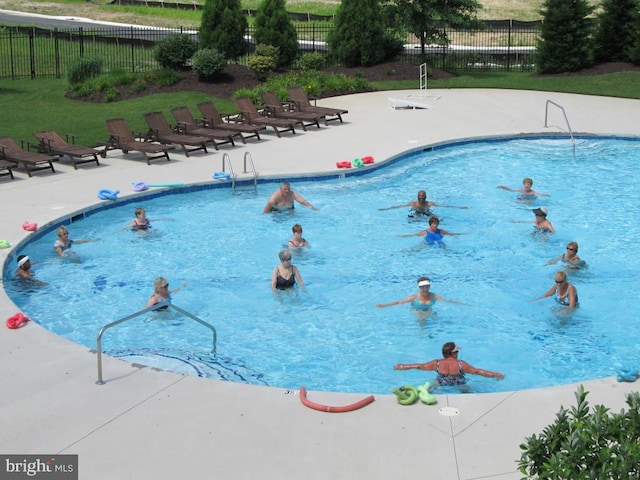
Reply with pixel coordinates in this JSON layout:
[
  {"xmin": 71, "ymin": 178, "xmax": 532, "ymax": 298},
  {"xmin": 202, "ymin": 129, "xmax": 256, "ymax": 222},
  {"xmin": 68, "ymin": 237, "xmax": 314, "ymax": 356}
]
[
  {"xmin": 507, "ymin": 20, "xmax": 512, "ymax": 71},
  {"xmin": 54, "ymin": 28, "xmax": 61, "ymax": 79},
  {"xmin": 130, "ymin": 26, "xmax": 135, "ymax": 72},
  {"xmin": 29, "ymin": 28, "xmax": 35, "ymax": 79},
  {"xmin": 79, "ymin": 26, "xmax": 84, "ymax": 58}
]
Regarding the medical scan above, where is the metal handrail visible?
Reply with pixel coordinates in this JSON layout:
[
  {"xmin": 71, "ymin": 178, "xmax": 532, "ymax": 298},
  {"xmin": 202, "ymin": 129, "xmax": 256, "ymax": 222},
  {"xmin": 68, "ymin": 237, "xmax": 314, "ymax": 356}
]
[
  {"xmin": 544, "ymin": 100, "xmax": 576, "ymax": 156},
  {"xmin": 242, "ymin": 151, "xmax": 258, "ymax": 191},
  {"xmin": 95, "ymin": 302, "xmax": 217, "ymax": 385},
  {"xmin": 221, "ymin": 152, "xmax": 258, "ymax": 192}
]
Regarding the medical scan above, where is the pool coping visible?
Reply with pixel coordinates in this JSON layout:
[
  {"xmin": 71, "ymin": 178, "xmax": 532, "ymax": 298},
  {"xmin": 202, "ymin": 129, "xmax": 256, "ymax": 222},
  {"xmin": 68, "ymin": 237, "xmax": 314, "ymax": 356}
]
[{"xmin": 1, "ymin": 88, "xmax": 640, "ymax": 480}]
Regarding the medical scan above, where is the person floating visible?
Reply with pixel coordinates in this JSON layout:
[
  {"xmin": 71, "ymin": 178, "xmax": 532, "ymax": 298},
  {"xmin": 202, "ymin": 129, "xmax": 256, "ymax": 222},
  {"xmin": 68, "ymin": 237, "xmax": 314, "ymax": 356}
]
[
  {"xmin": 15, "ymin": 255, "xmax": 48, "ymax": 286},
  {"xmin": 547, "ymin": 241, "xmax": 586, "ymax": 269},
  {"xmin": 53, "ymin": 225, "xmax": 99, "ymax": 256},
  {"xmin": 288, "ymin": 224, "xmax": 308, "ymax": 248},
  {"xmin": 271, "ymin": 248, "xmax": 304, "ymax": 291},
  {"xmin": 378, "ymin": 189, "xmax": 468, "ymax": 217},
  {"xmin": 146, "ymin": 277, "xmax": 187, "ymax": 310},
  {"xmin": 497, "ymin": 177, "xmax": 550, "ymax": 202},
  {"xmin": 398, "ymin": 215, "xmax": 464, "ymax": 245},
  {"xmin": 510, "ymin": 207, "xmax": 555, "ymax": 236},
  {"xmin": 394, "ymin": 342, "xmax": 505, "ymax": 387},
  {"xmin": 263, "ymin": 181, "xmax": 317, "ymax": 213},
  {"xmin": 534, "ymin": 270, "xmax": 579, "ymax": 312},
  {"xmin": 375, "ymin": 277, "xmax": 467, "ymax": 309}
]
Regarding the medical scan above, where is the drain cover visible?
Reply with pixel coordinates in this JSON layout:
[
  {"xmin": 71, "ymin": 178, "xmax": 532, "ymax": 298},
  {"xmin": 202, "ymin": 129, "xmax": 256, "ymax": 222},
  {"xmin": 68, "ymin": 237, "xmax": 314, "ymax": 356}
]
[{"xmin": 438, "ymin": 407, "xmax": 460, "ymax": 417}]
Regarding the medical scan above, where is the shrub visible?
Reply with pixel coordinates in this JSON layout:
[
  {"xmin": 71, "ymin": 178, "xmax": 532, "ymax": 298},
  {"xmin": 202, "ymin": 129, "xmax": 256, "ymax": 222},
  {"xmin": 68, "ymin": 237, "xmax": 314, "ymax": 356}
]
[
  {"xmin": 199, "ymin": 0, "xmax": 247, "ymax": 60},
  {"xmin": 297, "ymin": 52, "xmax": 325, "ymax": 71},
  {"xmin": 254, "ymin": 0, "xmax": 298, "ymax": 68},
  {"xmin": 593, "ymin": 0, "xmax": 639, "ymax": 63},
  {"xmin": 519, "ymin": 385, "xmax": 640, "ymax": 479},
  {"xmin": 247, "ymin": 53, "xmax": 277, "ymax": 81},
  {"xmin": 154, "ymin": 34, "xmax": 197, "ymax": 70},
  {"xmin": 153, "ymin": 68, "xmax": 181, "ymax": 87},
  {"xmin": 67, "ymin": 56, "xmax": 103, "ymax": 85},
  {"xmin": 192, "ymin": 49, "xmax": 226, "ymax": 80}
]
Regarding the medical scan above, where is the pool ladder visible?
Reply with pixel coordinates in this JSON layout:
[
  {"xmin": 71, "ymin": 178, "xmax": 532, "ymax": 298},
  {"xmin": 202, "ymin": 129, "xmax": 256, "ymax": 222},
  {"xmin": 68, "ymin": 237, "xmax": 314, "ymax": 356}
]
[
  {"xmin": 221, "ymin": 151, "xmax": 258, "ymax": 193},
  {"xmin": 544, "ymin": 100, "xmax": 576, "ymax": 157},
  {"xmin": 95, "ymin": 302, "xmax": 217, "ymax": 385}
]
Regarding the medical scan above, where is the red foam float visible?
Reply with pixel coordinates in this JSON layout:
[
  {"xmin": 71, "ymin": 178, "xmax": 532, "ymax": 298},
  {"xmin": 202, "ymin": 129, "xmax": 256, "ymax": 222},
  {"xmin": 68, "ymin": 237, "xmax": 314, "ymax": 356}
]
[
  {"xmin": 336, "ymin": 161, "xmax": 352, "ymax": 169},
  {"xmin": 6, "ymin": 312, "xmax": 30, "ymax": 329},
  {"xmin": 299, "ymin": 386, "xmax": 375, "ymax": 413},
  {"xmin": 361, "ymin": 155, "xmax": 375, "ymax": 164},
  {"xmin": 22, "ymin": 221, "xmax": 38, "ymax": 232}
]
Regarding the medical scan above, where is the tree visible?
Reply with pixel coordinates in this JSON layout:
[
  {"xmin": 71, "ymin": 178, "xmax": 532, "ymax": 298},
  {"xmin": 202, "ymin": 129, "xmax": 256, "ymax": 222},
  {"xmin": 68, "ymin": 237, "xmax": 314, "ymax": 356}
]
[
  {"xmin": 536, "ymin": 0, "xmax": 595, "ymax": 74},
  {"xmin": 593, "ymin": 0, "xmax": 640, "ymax": 63},
  {"xmin": 199, "ymin": 0, "xmax": 248, "ymax": 60},
  {"xmin": 327, "ymin": 0, "xmax": 386, "ymax": 67},
  {"xmin": 389, "ymin": 0, "xmax": 483, "ymax": 60},
  {"xmin": 628, "ymin": 9, "xmax": 640, "ymax": 65},
  {"xmin": 254, "ymin": 0, "xmax": 298, "ymax": 68}
]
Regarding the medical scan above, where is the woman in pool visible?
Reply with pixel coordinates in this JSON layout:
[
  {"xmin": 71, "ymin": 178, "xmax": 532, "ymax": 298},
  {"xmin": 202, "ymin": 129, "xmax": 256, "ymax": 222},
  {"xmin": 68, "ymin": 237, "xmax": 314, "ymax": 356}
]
[
  {"xmin": 534, "ymin": 271, "xmax": 579, "ymax": 312},
  {"xmin": 375, "ymin": 277, "xmax": 467, "ymax": 309},
  {"xmin": 124, "ymin": 206, "xmax": 152, "ymax": 232},
  {"xmin": 15, "ymin": 255, "xmax": 48, "ymax": 286},
  {"xmin": 547, "ymin": 241, "xmax": 585, "ymax": 269},
  {"xmin": 511, "ymin": 207, "xmax": 555, "ymax": 236},
  {"xmin": 398, "ymin": 216, "xmax": 464, "ymax": 245},
  {"xmin": 394, "ymin": 342, "xmax": 505, "ymax": 387},
  {"xmin": 146, "ymin": 277, "xmax": 187, "ymax": 310},
  {"xmin": 497, "ymin": 177, "xmax": 550, "ymax": 202},
  {"xmin": 53, "ymin": 225, "xmax": 98, "ymax": 256},
  {"xmin": 271, "ymin": 248, "xmax": 304, "ymax": 291},
  {"xmin": 288, "ymin": 224, "xmax": 308, "ymax": 248}
]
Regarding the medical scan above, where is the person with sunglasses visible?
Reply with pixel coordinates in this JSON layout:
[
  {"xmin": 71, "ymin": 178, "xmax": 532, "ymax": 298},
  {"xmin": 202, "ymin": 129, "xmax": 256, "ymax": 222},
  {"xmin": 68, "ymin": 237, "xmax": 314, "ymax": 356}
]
[
  {"xmin": 547, "ymin": 241, "xmax": 585, "ymax": 269},
  {"xmin": 53, "ymin": 225, "xmax": 98, "ymax": 256},
  {"xmin": 535, "ymin": 271, "xmax": 579, "ymax": 311},
  {"xmin": 378, "ymin": 189, "xmax": 467, "ymax": 218},
  {"xmin": 146, "ymin": 277, "xmax": 187, "ymax": 310},
  {"xmin": 375, "ymin": 276, "xmax": 466, "ymax": 310}
]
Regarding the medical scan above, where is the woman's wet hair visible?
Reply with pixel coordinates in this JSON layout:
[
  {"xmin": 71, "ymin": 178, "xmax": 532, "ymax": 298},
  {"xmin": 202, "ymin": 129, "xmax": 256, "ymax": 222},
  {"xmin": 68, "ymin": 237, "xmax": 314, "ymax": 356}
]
[
  {"xmin": 428, "ymin": 216, "xmax": 440, "ymax": 225},
  {"xmin": 279, "ymin": 248, "xmax": 292, "ymax": 262}
]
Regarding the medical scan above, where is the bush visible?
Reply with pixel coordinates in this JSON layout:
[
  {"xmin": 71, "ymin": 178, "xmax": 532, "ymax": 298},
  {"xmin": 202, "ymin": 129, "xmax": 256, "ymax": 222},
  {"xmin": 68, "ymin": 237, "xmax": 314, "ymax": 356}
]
[
  {"xmin": 247, "ymin": 54, "xmax": 277, "ymax": 81},
  {"xmin": 199, "ymin": 0, "xmax": 247, "ymax": 60},
  {"xmin": 192, "ymin": 49, "xmax": 226, "ymax": 80},
  {"xmin": 297, "ymin": 52, "xmax": 326, "ymax": 71},
  {"xmin": 154, "ymin": 34, "xmax": 197, "ymax": 70},
  {"xmin": 519, "ymin": 385, "xmax": 640, "ymax": 479},
  {"xmin": 153, "ymin": 68, "xmax": 181, "ymax": 87},
  {"xmin": 67, "ymin": 56, "xmax": 103, "ymax": 85}
]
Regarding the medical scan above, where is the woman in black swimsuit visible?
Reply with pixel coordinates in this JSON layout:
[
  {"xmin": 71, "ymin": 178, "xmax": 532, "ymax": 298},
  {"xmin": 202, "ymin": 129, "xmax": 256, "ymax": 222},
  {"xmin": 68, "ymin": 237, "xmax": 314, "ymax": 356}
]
[{"xmin": 271, "ymin": 248, "xmax": 305, "ymax": 291}]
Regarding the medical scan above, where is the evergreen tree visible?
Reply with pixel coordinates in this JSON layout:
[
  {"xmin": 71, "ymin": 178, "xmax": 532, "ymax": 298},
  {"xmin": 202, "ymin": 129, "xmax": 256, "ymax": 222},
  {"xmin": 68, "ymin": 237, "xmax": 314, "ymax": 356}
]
[
  {"xmin": 593, "ymin": 0, "xmax": 640, "ymax": 63},
  {"xmin": 199, "ymin": 0, "xmax": 248, "ymax": 60},
  {"xmin": 628, "ymin": 9, "xmax": 640, "ymax": 65},
  {"xmin": 327, "ymin": 0, "xmax": 386, "ymax": 67},
  {"xmin": 254, "ymin": 0, "xmax": 298, "ymax": 68},
  {"xmin": 536, "ymin": 0, "xmax": 595, "ymax": 73}
]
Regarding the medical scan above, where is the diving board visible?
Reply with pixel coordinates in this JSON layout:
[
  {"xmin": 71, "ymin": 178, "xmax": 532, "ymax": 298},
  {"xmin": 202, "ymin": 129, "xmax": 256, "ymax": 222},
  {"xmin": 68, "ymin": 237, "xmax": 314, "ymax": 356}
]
[{"xmin": 388, "ymin": 97, "xmax": 433, "ymax": 110}]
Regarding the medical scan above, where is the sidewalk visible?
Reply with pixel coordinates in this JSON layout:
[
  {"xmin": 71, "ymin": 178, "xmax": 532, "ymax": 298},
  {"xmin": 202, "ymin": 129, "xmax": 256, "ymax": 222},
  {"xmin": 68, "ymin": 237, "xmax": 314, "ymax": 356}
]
[{"xmin": 1, "ymin": 89, "xmax": 639, "ymax": 480}]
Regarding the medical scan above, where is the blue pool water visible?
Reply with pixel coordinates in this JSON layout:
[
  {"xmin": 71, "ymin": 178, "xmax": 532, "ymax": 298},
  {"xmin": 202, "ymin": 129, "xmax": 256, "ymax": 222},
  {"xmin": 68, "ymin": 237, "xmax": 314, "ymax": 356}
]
[{"xmin": 4, "ymin": 136, "xmax": 640, "ymax": 394}]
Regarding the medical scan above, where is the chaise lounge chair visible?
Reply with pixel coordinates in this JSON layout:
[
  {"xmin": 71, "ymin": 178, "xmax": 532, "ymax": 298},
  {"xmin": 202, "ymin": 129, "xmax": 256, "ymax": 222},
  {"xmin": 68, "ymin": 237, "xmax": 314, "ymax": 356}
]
[
  {"xmin": 33, "ymin": 130, "xmax": 101, "ymax": 169},
  {"xmin": 0, "ymin": 136, "xmax": 57, "ymax": 177},
  {"xmin": 170, "ymin": 106, "xmax": 242, "ymax": 147},
  {"xmin": 143, "ymin": 111, "xmax": 210, "ymax": 156},
  {"xmin": 259, "ymin": 91, "xmax": 323, "ymax": 130},
  {"xmin": 287, "ymin": 86, "xmax": 348, "ymax": 124},
  {"xmin": 103, "ymin": 118, "xmax": 172, "ymax": 165},
  {"xmin": 0, "ymin": 159, "xmax": 15, "ymax": 180},
  {"xmin": 234, "ymin": 97, "xmax": 302, "ymax": 137},
  {"xmin": 196, "ymin": 102, "xmax": 265, "ymax": 141}
]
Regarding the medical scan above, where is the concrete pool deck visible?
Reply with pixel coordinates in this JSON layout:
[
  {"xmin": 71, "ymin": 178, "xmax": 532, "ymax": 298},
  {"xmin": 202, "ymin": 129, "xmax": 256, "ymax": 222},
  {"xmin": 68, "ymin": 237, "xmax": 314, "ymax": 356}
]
[{"xmin": 1, "ymin": 89, "xmax": 639, "ymax": 480}]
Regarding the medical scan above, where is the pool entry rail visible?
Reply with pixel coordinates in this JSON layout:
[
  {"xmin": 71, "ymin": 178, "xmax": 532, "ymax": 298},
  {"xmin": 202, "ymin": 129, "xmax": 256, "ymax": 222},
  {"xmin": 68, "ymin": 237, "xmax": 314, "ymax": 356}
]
[
  {"xmin": 95, "ymin": 302, "xmax": 217, "ymax": 385},
  {"xmin": 544, "ymin": 100, "xmax": 576, "ymax": 156},
  {"xmin": 221, "ymin": 151, "xmax": 258, "ymax": 193}
]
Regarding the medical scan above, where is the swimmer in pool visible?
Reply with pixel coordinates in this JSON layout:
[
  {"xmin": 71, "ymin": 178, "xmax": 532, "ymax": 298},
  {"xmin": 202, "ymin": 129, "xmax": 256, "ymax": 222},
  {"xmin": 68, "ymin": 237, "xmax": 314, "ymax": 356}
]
[
  {"xmin": 146, "ymin": 277, "xmax": 187, "ymax": 310},
  {"xmin": 15, "ymin": 255, "xmax": 48, "ymax": 286},
  {"xmin": 263, "ymin": 181, "xmax": 317, "ymax": 213},
  {"xmin": 497, "ymin": 177, "xmax": 550, "ymax": 201},
  {"xmin": 394, "ymin": 342, "xmax": 505, "ymax": 388},
  {"xmin": 534, "ymin": 270, "xmax": 579, "ymax": 312},
  {"xmin": 378, "ymin": 190, "xmax": 468, "ymax": 217},
  {"xmin": 547, "ymin": 241, "xmax": 585, "ymax": 269},
  {"xmin": 288, "ymin": 224, "xmax": 308, "ymax": 248},
  {"xmin": 53, "ymin": 225, "xmax": 99, "ymax": 256},
  {"xmin": 510, "ymin": 207, "xmax": 555, "ymax": 235},
  {"xmin": 123, "ymin": 206, "xmax": 152, "ymax": 231},
  {"xmin": 397, "ymin": 216, "xmax": 464, "ymax": 245},
  {"xmin": 375, "ymin": 277, "xmax": 467, "ymax": 309},
  {"xmin": 271, "ymin": 248, "xmax": 305, "ymax": 291}
]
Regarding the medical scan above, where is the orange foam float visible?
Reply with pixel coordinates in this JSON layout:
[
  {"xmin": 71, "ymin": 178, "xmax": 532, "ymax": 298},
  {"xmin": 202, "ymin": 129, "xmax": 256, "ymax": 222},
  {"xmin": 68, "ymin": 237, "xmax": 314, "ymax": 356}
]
[
  {"xmin": 299, "ymin": 386, "xmax": 375, "ymax": 413},
  {"xmin": 6, "ymin": 312, "xmax": 30, "ymax": 329},
  {"xmin": 22, "ymin": 221, "xmax": 38, "ymax": 232}
]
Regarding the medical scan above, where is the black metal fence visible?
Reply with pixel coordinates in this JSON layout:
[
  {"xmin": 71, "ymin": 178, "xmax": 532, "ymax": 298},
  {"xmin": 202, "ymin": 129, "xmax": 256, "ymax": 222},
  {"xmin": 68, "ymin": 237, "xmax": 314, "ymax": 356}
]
[{"xmin": 0, "ymin": 21, "xmax": 540, "ymax": 80}]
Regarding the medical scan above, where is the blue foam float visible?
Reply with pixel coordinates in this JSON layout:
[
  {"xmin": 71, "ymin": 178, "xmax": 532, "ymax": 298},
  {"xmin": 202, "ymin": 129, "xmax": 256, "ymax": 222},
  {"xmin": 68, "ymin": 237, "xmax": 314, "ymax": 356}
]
[
  {"xmin": 98, "ymin": 189, "xmax": 119, "ymax": 200},
  {"xmin": 617, "ymin": 368, "xmax": 639, "ymax": 382},
  {"xmin": 212, "ymin": 171, "xmax": 231, "ymax": 180}
]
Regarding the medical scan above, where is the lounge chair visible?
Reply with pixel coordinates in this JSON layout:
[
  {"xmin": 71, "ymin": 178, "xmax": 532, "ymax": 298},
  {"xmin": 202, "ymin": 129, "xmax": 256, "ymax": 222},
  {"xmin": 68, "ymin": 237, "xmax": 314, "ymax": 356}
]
[
  {"xmin": 143, "ymin": 111, "xmax": 210, "ymax": 156},
  {"xmin": 170, "ymin": 106, "xmax": 242, "ymax": 147},
  {"xmin": 33, "ymin": 130, "xmax": 101, "ymax": 169},
  {"xmin": 234, "ymin": 97, "xmax": 302, "ymax": 137},
  {"xmin": 0, "ymin": 136, "xmax": 57, "ymax": 177},
  {"xmin": 103, "ymin": 118, "xmax": 172, "ymax": 165},
  {"xmin": 196, "ymin": 102, "xmax": 265, "ymax": 141},
  {"xmin": 260, "ymin": 91, "xmax": 323, "ymax": 130},
  {"xmin": 0, "ymin": 159, "xmax": 15, "ymax": 180},
  {"xmin": 287, "ymin": 86, "xmax": 348, "ymax": 124}
]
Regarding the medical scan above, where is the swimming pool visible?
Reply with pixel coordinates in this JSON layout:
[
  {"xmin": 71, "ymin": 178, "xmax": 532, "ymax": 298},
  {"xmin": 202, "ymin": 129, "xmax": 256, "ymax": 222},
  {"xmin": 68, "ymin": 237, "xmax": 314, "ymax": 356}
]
[{"xmin": 5, "ymin": 135, "xmax": 640, "ymax": 394}]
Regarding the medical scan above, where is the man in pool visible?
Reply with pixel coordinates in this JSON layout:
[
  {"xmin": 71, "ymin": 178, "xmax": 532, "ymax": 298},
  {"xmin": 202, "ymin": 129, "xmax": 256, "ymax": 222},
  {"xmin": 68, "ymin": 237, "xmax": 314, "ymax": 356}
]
[
  {"xmin": 263, "ymin": 181, "xmax": 318, "ymax": 213},
  {"xmin": 15, "ymin": 255, "xmax": 48, "ymax": 286},
  {"xmin": 378, "ymin": 190, "xmax": 467, "ymax": 217}
]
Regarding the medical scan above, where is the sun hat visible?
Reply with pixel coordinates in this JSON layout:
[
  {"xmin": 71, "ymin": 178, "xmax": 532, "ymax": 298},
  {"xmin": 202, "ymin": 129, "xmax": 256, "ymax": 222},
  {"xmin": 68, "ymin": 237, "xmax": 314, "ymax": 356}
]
[
  {"xmin": 532, "ymin": 207, "xmax": 548, "ymax": 217},
  {"xmin": 418, "ymin": 280, "xmax": 431, "ymax": 287}
]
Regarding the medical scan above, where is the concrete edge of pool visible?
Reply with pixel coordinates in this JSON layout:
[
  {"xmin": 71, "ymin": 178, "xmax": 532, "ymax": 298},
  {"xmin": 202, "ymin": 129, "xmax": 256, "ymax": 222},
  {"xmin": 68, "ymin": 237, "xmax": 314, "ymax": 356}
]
[{"xmin": 1, "ymin": 89, "xmax": 639, "ymax": 480}]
